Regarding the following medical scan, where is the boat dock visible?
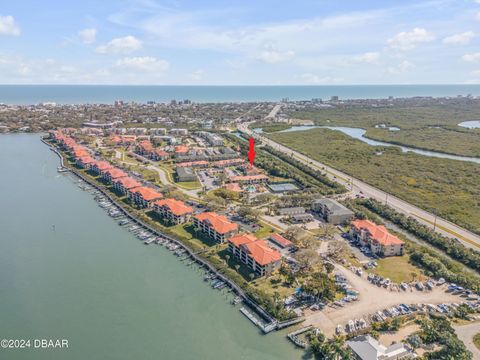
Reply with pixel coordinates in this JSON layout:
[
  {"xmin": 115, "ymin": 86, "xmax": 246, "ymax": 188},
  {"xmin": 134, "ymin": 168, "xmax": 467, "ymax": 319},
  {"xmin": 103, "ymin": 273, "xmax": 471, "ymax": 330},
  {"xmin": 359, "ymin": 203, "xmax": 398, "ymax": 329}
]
[{"xmin": 287, "ymin": 326, "xmax": 314, "ymax": 348}]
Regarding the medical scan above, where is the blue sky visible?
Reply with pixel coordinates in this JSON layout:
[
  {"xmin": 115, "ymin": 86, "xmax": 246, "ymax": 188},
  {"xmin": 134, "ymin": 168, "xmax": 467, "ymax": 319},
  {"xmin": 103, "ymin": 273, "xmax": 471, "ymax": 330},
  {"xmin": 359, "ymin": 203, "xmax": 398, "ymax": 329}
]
[{"xmin": 1, "ymin": 0, "xmax": 480, "ymax": 84}]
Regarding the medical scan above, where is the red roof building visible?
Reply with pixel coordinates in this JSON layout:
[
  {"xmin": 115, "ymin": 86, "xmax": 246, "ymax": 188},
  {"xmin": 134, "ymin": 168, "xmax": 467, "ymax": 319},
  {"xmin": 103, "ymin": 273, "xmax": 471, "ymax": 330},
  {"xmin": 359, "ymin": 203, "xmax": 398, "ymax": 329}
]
[
  {"xmin": 128, "ymin": 186, "xmax": 163, "ymax": 208},
  {"xmin": 228, "ymin": 233, "xmax": 282, "ymax": 277},
  {"xmin": 135, "ymin": 140, "xmax": 154, "ymax": 155},
  {"xmin": 268, "ymin": 233, "xmax": 294, "ymax": 249},
  {"xmin": 91, "ymin": 161, "xmax": 113, "ymax": 174},
  {"xmin": 102, "ymin": 168, "xmax": 128, "ymax": 183},
  {"xmin": 350, "ymin": 219, "xmax": 405, "ymax": 257},
  {"xmin": 174, "ymin": 145, "xmax": 189, "ymax": 154},
  {"xmin": 112, "ymin": 176, "xmax": 142, "ymax": 195},
  {"xmin": 193, "ymin": 212, "xmax": 238, "ymax": 243},
  {"xmin": 154, "ymin": 198, "xmax": 193, "ymax": 224},
  {"xmin": 228, "ymin": 174, "xmax": 269, "ymax": 184},
  {"xmin": 211, "ymin": 158, "xmax": 245, "ymax": 168},
  {"xmin": 176, "ymin": 160, "xmax": 209, "ymax": 168},
  {"xmin": 75, "ymin": 156, "xmax": 95, "ymax": 169},
  {"xmin": 151, "ymin": 149, "xmax": 169, "ymax": 161}
]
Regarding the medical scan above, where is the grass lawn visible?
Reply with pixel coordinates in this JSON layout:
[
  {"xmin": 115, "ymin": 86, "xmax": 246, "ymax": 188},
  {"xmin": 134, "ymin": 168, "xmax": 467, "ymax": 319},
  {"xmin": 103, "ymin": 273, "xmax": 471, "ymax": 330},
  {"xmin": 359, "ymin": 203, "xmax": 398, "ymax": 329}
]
[
  {"xmin": 370, "ymin": 254, "xmax": 424, "ymax": 283},
  {"xmin": 254, "ymin": 222, "xmax": 275, "ymax": 238},
  {"xmin": 251, "ymin": 274, "xmax": 294, "ymax": 298},
  {"xmin": 175, "ymin": 180, "xmax": 202, "ymax": 190}
]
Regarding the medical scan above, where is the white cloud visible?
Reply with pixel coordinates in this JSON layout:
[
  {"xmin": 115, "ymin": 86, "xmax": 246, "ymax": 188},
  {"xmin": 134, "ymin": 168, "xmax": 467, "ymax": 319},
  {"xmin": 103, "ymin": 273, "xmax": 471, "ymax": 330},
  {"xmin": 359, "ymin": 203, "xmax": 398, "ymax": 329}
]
[
  {"xmin": 256, "ymin": 49, "xmax": 295, "ymax": 64},
  {"xmin": 471, "ymin": 70, "xmax": 480, "ymax": 77},
  {"xmin": 476, "ymin": 11, "xmax": 480, "ymax": 21},
  {"xmin": 189, "ymin": 69, "xmax": 205, "ymax": 81},
  {"xmin": 300, "ymin": 73, "xmax": 344, "ymax": 84},
  {"xmin": 0, "ymin": 15, "xmax": 20, "ymax": 36},
  {"xmin": 388, "ymin": 28, "xmax": 434, "ymax": 51},
  {"xmin": 96, "ymin": 35, "xmax": 142, "ymax": 54},
  {"xmin": 443, "ymin": 31, "xmax": 475, "ymax": 45},
  {"xmin": 78, "ymin": 28, "xmax": 97, "ymax": 44},
  {"xmin": 115, "ymin": 56, "xmax": 169, "ymax": 72},
  {"xmin": 387, "ymin": 60, "xmax": 414, "ymax": 74},
  {"xmin": 462, "ymin": 53, "xmax": 480, "ymax": 62},
  {"xmin": 353, "ymin": 52, "xmax": 380, "ymax": 64}
]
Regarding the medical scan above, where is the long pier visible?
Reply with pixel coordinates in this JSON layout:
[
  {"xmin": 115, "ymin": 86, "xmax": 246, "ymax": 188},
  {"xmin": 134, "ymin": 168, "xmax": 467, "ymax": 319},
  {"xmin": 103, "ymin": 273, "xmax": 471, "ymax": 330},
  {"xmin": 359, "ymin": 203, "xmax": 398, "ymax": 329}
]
[{"xmin": 42, "ymin": 137, "xmax": 280, "ymax": 331}]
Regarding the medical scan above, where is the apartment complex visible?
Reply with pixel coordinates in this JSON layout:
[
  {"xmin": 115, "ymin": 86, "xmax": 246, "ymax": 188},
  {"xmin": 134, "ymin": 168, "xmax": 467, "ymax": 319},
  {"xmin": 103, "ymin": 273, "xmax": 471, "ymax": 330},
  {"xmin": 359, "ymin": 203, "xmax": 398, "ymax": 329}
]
[
  {"xmin": 101, "ymin": 168, "xmax": 127, "ymax": 184},
  {"xmin": 154, "ymin": 198, "xmax": 193, "ymax": 224},
  {"xmin": 228, "ymin": 233, "xmax": 282, "ymax": 277},
  {"xmin": 193, "ymin": 212, "xmax": 238, "ymax": 243},
  {"xmin": 128, "ymin": 186, "xmax": 163, "ymax": 208},
  {"xmin": 112, "ymin": 176, "xmax": 142, "ymax": 195},
  {"xmin": 350, "ymin": 220, "xmax": 405, "ymax": 257}
]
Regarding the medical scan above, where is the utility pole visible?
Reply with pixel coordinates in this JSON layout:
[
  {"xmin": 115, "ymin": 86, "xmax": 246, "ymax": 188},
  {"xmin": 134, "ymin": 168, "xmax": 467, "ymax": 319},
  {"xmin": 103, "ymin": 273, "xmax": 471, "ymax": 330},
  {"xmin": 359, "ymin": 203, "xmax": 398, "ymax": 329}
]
[
  {"xmin": 433, "ymin": 210, "xmax": 437, "ymax": 232},
  {"xmin": 385, "ymin": 193, "xmax": 388, "ymax": 205}
]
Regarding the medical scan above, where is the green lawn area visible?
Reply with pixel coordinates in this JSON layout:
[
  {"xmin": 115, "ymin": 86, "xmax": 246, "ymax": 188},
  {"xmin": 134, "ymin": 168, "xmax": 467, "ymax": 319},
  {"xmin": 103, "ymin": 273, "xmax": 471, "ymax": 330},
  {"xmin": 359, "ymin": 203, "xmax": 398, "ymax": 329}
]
[
  {"xmin": 175, "ymin": 180, "xmax": 202, "ymax": 190},
  {"xmin": 254, "ymin": 222, "xmax": 275, "ymax": 238},
  {"xmin": 251, "ymin": 273, "xmax": 294, "ymax": 298},
  {"xmin": 473, "ymin": 333, "xmax": 480, "ymax": 350},
  {"xmin": 170, "ymin": 223, "xmax": 193, "ymax": 239},
  {"xmin": 369, "ymin": 254, "xmax": 425, "ymax": 283}
]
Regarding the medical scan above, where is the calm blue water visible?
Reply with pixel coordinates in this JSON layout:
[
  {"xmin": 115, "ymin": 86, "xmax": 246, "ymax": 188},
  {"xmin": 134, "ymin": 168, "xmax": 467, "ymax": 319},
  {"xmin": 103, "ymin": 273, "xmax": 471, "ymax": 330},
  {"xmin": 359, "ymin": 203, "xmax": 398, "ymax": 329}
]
[{"xmin": 1, "ymin": 85, "xmax": 480, "ymax": 105}]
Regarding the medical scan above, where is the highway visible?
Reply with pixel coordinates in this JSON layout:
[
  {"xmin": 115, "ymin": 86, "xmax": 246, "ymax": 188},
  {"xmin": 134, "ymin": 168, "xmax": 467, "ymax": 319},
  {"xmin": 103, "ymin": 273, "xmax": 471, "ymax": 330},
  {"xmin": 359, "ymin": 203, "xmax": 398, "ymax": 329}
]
[{"xmin": 237, "ymin": 122, "xmax": 480, "ymax": 250}]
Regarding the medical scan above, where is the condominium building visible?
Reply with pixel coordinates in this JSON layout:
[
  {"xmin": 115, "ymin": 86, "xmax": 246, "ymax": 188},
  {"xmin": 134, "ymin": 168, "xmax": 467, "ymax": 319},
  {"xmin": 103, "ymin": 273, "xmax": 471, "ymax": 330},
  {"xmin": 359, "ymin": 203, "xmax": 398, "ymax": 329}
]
[
  {"xmin": 112, "ymin": 176, "xmax": 142, "ymax": 195},
  {"xmin": 227, "ymin": 174, "xmax": 269, "ymax": 184},
  {"xmin": 193, "ymin": 212, "xmax": 238, "ymax": 243},
  {"xmin": 128, "ymin": 186, "xmax": 163, "ymax": 208},
  {"xmin": 75, "ymin": 156, "xmax": 95, "ymax": 169},
  {"xmin": 350, "ymin": 220, "xmax": 405, "ymax": 257},
  {"xmin": 153, "ymin": 198, "xmax": 193, "ymax": 224},
  {"xmin": 91, "ymin": 161, "xmax": 113, "ymax": 175},
  {"xmin": 228, "ymin": 233, "xmax": 282, "ymax": 277},
  {"xmin": 101, "ymin": 168, "xmax": 128, "ymax": 184}
]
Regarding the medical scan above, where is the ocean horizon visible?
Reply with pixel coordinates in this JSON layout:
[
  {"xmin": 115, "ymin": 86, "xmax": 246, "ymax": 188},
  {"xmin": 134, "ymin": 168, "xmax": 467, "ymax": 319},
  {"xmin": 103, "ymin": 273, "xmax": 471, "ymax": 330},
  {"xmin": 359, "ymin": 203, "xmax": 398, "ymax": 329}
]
[{"xmin": 1, "ymin": 84, "xmax": 480, "ymax": 105}]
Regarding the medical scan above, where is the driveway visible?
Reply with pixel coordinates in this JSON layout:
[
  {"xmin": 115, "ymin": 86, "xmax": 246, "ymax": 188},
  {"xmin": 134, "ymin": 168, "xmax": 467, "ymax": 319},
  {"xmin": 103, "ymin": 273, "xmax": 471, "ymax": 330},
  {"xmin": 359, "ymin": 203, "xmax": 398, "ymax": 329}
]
[{"xmin": 455, "ymin": 322, "xmax": 480, "ymax": 360}]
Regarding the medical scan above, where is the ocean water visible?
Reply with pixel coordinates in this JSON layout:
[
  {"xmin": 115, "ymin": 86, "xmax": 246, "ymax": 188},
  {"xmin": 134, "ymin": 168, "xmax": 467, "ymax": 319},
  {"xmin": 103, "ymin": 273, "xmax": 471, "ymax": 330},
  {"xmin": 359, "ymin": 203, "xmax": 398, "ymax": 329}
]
[{"xmin": 1, "ymin": 85, "xmax": 480, "ymax": 104}]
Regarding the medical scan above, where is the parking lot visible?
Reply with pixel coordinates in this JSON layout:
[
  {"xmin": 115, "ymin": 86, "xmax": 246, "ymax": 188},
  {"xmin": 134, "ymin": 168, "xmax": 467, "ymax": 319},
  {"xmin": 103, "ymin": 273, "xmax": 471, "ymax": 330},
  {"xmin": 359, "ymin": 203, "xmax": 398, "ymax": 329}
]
[
  {"xmin": 197, "ymin": 170, "xmax": 217, "ymax": 191},
  {"xmin": 304, "ymin": 263, "xmax": 467, "ymax": 337}
]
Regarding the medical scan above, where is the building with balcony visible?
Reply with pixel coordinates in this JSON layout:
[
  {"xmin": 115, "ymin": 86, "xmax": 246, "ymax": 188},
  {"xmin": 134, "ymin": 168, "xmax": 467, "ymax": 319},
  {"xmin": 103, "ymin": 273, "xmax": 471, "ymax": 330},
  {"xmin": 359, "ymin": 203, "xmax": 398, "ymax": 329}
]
[
  {"xmin": 193, "ymin": 212, "xmax": 238, "ymax": 243},
  {"xmin": 228, "ymin": 233, "xmax": 282, "ymax": 277}
]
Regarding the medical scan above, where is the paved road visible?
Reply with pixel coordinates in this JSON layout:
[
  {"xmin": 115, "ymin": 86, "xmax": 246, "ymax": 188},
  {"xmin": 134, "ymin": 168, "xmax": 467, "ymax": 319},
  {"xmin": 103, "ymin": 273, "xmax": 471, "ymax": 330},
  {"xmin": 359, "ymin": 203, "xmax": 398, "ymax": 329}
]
[
  {"xmin": 265, "ymin": 104, "xmax": 282, "ymax": 120},
  {"xmin": 455, "ymin": 322, "xmax": 480, "ymax": 360},
  {"xmin": 237, "ymin": 122, "xmax": 480, "ymax": 250},
  {"xmin": 146, "ymin": 165, "xmax": 201, "ymax": 200}
]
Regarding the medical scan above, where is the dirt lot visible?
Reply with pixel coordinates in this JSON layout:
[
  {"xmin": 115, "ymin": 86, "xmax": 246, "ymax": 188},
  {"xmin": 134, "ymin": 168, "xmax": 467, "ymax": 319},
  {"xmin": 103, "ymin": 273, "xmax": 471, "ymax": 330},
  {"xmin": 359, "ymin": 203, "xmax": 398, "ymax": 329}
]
[
  {"xmin": 304, "ymin": 264, "xmax": 464, "ymax": 337},
  {"xmin": 378, "ymin": 323, "xmax": 420, "ymax": 346}
]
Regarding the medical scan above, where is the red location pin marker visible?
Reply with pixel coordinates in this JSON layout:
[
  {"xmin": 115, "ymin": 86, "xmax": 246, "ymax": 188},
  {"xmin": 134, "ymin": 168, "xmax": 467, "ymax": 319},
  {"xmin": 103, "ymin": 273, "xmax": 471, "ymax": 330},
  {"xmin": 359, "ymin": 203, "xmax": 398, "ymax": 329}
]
[{"xmin": 248, "ymin": 137, "xmax": 256, "ymax": 165}]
